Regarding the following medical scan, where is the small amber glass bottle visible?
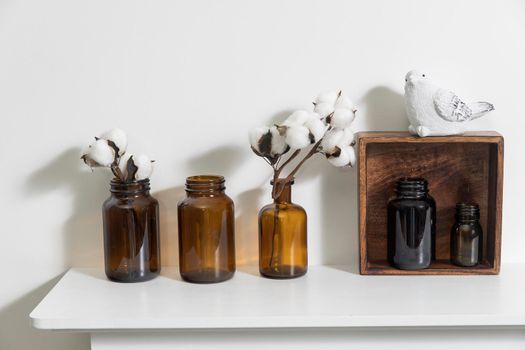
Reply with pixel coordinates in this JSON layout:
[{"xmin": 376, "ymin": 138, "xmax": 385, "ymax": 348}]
[
  {"xmin": 387, "ymin": 178, "xmax": 436, "ymax": 270},
  {"xmin": 259, "ymin": 179, "xmax": 307, "ymax": 279},
  {"xmin": 451, "ymin": 203, "xmax": 482, "ymax": 267},
  {"xmin": 177, "ymin": 175, "xmax": 235, "ymax": 283},
  {"xmin": 102, "ymin": 179, "xmax": 161, "ymax": 282}
]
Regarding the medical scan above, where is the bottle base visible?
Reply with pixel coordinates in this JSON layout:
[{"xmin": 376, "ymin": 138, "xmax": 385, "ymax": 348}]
[
  {"xmin": 180, "ymin": 268, "xmax": 235, "ymax": 284},
  {"xmin": 106, "ymin": 269, "xmax": 160, "ymax": 283},
  {"xmin": 260, "ymin": 265, "xmax": 307, "ymax": 279},
  {"xmin": 452, "ymin": 260, "xmax": 479, "ymax": 267},
  {"xmin": 390, "ymin": 261, "xmax": 431, "ymax": 270}
]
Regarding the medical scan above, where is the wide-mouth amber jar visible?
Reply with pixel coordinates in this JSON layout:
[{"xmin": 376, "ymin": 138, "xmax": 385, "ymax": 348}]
[
  {"xmin": 102, "ymin": 179, "xmax": 161, "ymax": 282},
  {"xmin": 177, "ymin": 175, "xmax": 236, "ymax": 283},
  {"xmin": 259, "ymin": 179, "xmax": 307, "ymax": 279}
]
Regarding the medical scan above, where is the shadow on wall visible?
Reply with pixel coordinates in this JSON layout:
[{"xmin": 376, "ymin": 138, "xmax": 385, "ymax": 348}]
[
  {"xmin": 25, "ymin": 148, "xmax": 109, "ymax": 267},
  {"xmin": 296, "ymin": 153, "xmax": 359, "ymax": 271},
  {"xmin": 153, "ymin": 186, "xmax": 184, "ymax": 267},
  {"xmin": 321, "ymin": 164, "xmax": 359, "ymax": 271},
  {"xmin": 360, "ymin": 86, "xmax": 408, "ymax": 131},
  {"xmin": 0, "ymin": 274, "xmax": 90, "ymax": 349},
  {"xmin": 235, "ymin": 187, "xmax": 265, "ymax": 265}
]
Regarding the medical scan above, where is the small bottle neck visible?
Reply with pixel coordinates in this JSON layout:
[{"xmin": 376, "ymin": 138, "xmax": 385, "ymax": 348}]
[
  {"xmin": 273, "ymin": 179, "xmax": 293, "ymax": 204},
  {"xmin": 110, "ymin": 179, "xmax": 150, "ymax": 197},
  {"xmin": 455, "ymin": 203, "xmax": 480, "ymax": 223},
  {"xmin": 185, "ymin": 175, "xmax": 226, "ymax": 196},
  {"xmin": 395, "ymin": 178, "xmax": 429, "ymax": 199}
]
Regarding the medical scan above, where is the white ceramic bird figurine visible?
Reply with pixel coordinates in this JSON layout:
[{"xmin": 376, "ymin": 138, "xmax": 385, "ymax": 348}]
[{"xmin": 404, "ymin": 70, "xmax": 494, "ymax": 137}]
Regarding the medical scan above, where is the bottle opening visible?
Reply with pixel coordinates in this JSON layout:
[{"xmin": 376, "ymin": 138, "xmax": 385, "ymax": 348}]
[
  {"xmin": 186, "ymin": 175, "xmax": 225, "ymax": 192},
  {"xmin": 110, "ymin": 178, "xmax": 150, "ymax": 194},
  {"xmin": 395, "ymin": 177, "xmax": 428, "ymax": 197}
]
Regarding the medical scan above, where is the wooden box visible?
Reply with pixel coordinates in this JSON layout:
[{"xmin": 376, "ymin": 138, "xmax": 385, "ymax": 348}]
[{"xmin": 358, "ymin": 132, "xmax": 504, "ymax": 275}]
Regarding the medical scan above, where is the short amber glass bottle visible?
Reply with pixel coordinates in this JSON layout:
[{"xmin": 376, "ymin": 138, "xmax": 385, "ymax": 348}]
[
  {"xmin": 177, "ymin": 175, "xmax": 235, "ymax": 283},
  {"xmin": 387, "ymin": 178, "xmax": 436, "ymax": 270},
  {"xmin": 451, "ymin": 203, "xmax": 482, "ymax": 267},
  {"xmin": 102, "ymin": 179, "xmax": 161, "ymax": 282},
  {"xmin": 259, "ymin": 179, "xmax": 307, "ymax": 279}
]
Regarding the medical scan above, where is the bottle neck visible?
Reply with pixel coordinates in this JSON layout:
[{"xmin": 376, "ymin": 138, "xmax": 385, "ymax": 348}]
[
  {"xmin": 273, "ymin": 179, "xmax": 293, "ymax": 204},
  {"xmin": 455, "ymin": 203, "xmax": 480, "ymax": 223},
  {"xmin": 185, "ymin": 175, "xmax": 226, "ymax": 196},
  {"xmin": 395, "ymin": 178, "xmax": 429, "ymax": 199},
  {"xmin": 110, "ymin": 179, "xmax": 150, "ymax": 198}
]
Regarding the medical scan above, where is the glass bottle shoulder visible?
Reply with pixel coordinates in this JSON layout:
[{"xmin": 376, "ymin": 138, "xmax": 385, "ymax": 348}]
[
  {"xmin": 178, "ymin": 193, "xmax": 233, "ymax": 210},
  {"xmin": 452, "ymin": 222, "xmax": 482, "ymax": 236},
  {"xmin": 388, "ymin": 195, "xmax": 435, "ymax": 209},
  {"xmin": 260, "ymin": 201, "xmax": 306, "ymax": 216}
]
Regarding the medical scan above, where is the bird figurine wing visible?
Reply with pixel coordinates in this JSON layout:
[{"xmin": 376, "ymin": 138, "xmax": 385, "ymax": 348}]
[{"xmin": 433, "ymin": 89, "xmax": 472, "ymax": 122}]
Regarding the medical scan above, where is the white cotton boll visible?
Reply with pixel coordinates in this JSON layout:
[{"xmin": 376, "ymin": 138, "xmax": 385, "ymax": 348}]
[
  {"xmin": 315, "ymin": 91, "xmax": 339, "ymax": 106},
  {"xmin": 118, "ymin": 153, "xmax": 133, "ymax": 179},
  {"xmin": 85, "ymin": 139, "xmax": 115, "ymax": 167},
  {"xmin": 283, "ymin": 110, "xmax": 310, "ymax": 126},
  {"xmin": 342, "ymin": 127, "xmax": 355, "ymax": 145},
  {"xmin": 314, "ymin": 102, "xmax": 335, "ymax": 119},
  {"xmin": 304, "ymin": 117, "xmax": 327, "ymax": 142},
  {"xmin": 100, "ymin": 128, "xmax": 127, "ymax": 155},
  {"xmin": 330, "ymin": 108, "xmax": 355, "ymax": 128},
  {"xmin": 285, "ymin": 125, "xmax": 311, "ymax": 149},
  {"xmin": 343, "ymin": 146, "xmax": 356, "ymax": 167},
  {"xmin": 321, "ymin": 129, "xmax": 344, "ymax": 153},
  {"xmin": 327, "ymin": 147, "xmax": 350, "ymax": 167},
  {"xmin": 269, "ymin": 126, "xmax": 288, "ymax": 155},
  {"xmin": 327, "ymin": 145, "xmax": 356, "ymax": 167},
  {"xmin": 249, "ymin": 126, "xmax": 270, "ymax": 152},
  {"xmin": 334, "ymin": 95, "xmax": 354, "ymax": 111},
  {"xmin": 134, "ymin": 154, "xmax": 154, "ymax": 180}
]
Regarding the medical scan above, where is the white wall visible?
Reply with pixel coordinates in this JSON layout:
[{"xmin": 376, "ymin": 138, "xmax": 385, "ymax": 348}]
[{"xmin": 1, "ymin": 0, "xmax": 524, "ymax": 348}]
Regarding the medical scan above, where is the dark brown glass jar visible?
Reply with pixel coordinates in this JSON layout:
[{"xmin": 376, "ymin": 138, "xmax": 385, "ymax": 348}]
[
  {"xmin": 259, "ymin": 179, "xmax": 307, "ymax": 279},
  {"xmin": 451, "ymin": 203, "xmax": 482, "ymax": 267},
  {"xmin": 177, "ymin": 175, "xmax": 235, "ymax": 283},
  {"xmin": 102, "ymin": 179, "xmax": 160, "ymax": 282},
  {"xmin": 388, "ymin": 178, "xmax": 436, "ymax": 270}
]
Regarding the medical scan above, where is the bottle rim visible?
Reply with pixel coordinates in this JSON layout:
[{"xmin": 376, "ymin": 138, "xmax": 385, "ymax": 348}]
[
  {"xmin": 395, "ymin": 177, "xmax": 428, "ymax": 197},
  {"xmin": 185, "ymin": 175, "xmax": 225, "ymax": 192},
  {"xmin": 455, "ymin": 202, "xmax": 480, "ymax": 220},
  {"xmin": 110, "ymin": 178, "xmax": 150, "ymax": 194}
]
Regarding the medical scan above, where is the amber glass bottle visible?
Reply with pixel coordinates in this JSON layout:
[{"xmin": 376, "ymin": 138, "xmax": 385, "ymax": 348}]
[
  {"xmin": 102, "ymin": 179, "xmax": 160, "ymax": 282},
  {"xmin": 387, "ymin": 178, "xmax": 436, "ymax": 270},
  {"xmin": 451, "ymin": 203, "xmax": 482, "ymax": 267},
  {"xmin": 177, "ymin": 175, "xmax": 235, "ymax": 283},
  {"xmin": 259, "ymin": 179, "xmax": 307, "ymax": 279}
]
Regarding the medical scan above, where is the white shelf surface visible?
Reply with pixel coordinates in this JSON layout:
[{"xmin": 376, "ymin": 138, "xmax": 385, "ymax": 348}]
[{"xmin": 31, "ymin": 265, "xmax": 525, "ymax": 331}]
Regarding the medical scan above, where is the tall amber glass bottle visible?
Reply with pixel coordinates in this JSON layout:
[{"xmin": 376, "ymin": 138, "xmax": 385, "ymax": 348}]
[
  {"xmin": 259, "ymin": 179, "xmax": 307, "ymax": 279},
  {"xmin": 102, "ymin": 179, "xmax": 160, "ymax": 282},
  {"xmin": 178, "ymin": 175, "xmax": 235, "ymax": 283}
]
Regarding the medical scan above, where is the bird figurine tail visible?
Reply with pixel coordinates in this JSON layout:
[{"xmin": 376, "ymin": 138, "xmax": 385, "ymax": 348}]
[{"xmin": 470, "ymin": 102, "xmax": 495, "ymax": 120}]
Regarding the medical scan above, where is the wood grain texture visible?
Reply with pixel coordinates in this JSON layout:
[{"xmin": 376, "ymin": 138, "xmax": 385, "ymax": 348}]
[{"xmin": 358, "ymin": 132, "xmax": 503, "ymax": 275}]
